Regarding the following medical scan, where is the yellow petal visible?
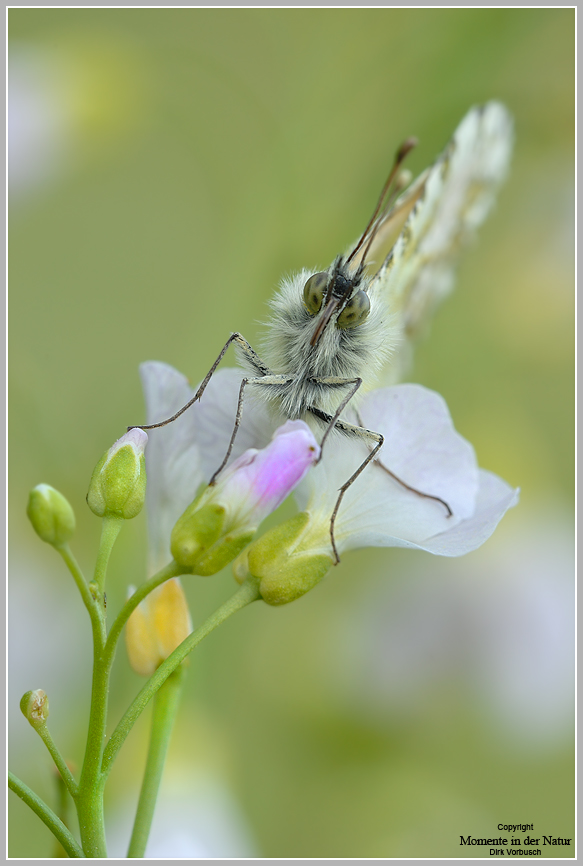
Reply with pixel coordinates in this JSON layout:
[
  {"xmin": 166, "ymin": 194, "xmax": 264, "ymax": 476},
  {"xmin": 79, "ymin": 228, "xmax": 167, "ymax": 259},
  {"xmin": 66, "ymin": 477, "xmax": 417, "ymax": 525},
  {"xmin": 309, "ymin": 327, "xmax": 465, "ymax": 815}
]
[{"xmin": 152, "ymin": 579, "xmax": 192, "ymax": 660}]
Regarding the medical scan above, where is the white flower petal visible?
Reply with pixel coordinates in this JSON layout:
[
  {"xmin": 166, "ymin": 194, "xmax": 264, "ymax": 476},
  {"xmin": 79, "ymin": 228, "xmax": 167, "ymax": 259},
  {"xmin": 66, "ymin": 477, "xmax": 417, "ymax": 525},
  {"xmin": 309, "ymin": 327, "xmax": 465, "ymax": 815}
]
[
  {"xmin": 416, "ymin": 470, "xmax": 519, "ymax": 556},
  {"xmin": 192, "ymin": 368, "xmax": 274, "ymax": 476},
  {"xmin": 140, "ymin": 362, "xmax": 277, "ymax": 571},
  {"xmin": 295, "ymin": 384, "xmax": 516, "ymax": 557},
  {"xmin": 211, "ymin": 420, "xmax": 320, "ymax": 528},
  {"xmin": 300, "ymin": 436, "xmax": 465, "ymax": 551},
  {"xmin": 140, "ymin": 361, "xmax": 204, "ymax": 573},
  {"xmin": 359, "ymin": 385, "xmax": 479, "ymax": 519},
  {"xmin": 339, "ymin": 467, "xmax": 517, "ymax": 555},
  {"xmin": 141, "ymin": 362, "xmax": 517, "ymax": 568}
]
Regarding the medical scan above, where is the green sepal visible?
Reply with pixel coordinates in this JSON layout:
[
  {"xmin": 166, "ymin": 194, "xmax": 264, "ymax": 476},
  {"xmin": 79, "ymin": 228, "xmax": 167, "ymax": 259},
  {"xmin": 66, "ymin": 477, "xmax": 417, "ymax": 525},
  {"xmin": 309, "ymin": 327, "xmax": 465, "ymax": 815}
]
[
  {"xmin": 86, "ymin": 452, "xmax": 108, "ymax": 516},
  {"xmin": 245, "ymin": 512, "xmax": 333, "ymax": 606},
  {"xmin": 87, "ymin": 444, "xmax": 146, "ymax": 519},
  {"xmin": 171, "ymin": 500, "xmax": 226, "ymax": 568},
  {"xmin": 171, "ymin": 499, "xmax": 255, "ymax": 575},
  {"xmin": 104, "ymin": 446, "xmax": 146, "ymax": 518},
  {"xmin": 193, "ymin": 529, "xmax": 255, "ymax": 577}
]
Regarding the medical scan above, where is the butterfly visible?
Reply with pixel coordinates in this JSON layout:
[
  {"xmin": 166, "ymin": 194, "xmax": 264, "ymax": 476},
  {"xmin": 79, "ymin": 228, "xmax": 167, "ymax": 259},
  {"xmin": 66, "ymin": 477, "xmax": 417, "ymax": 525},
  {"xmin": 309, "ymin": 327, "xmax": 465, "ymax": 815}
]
[{"xmin": 138, "ymin": 101, "xmax": 513, "ymax": 563}]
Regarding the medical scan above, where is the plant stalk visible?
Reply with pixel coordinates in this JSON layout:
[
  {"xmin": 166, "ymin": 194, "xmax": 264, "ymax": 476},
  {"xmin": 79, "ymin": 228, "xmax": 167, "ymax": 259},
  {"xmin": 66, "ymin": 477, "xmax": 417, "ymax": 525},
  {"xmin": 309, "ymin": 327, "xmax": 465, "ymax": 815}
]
[{"xmin": 127, "ymin": 666, "xmax": 185, "ymax": 857}]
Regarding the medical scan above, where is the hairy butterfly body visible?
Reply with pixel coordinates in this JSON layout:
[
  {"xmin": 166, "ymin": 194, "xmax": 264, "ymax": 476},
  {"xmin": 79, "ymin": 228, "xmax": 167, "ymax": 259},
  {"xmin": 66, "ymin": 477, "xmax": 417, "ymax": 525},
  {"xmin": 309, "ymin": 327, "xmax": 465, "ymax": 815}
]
[{"xmin": 139, "ymin": 102, "xmax": 513, "ymax": 562}]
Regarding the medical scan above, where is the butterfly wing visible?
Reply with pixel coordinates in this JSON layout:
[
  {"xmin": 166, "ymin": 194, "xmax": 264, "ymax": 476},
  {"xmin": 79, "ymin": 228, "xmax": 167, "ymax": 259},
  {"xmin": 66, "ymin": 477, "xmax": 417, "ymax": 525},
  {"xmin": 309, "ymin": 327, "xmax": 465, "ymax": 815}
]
[{"xmin": 364, "ymin": 101, "xmax": 514, "ymax": 384}]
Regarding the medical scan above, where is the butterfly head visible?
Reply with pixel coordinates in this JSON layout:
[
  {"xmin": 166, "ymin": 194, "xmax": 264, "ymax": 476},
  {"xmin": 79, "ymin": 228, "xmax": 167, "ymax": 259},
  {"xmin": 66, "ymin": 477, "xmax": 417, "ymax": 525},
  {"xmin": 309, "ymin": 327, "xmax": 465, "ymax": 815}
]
[
  {"xmin": 304, "ymin": 258, "xmax": 371, "ymax": 347},
  {"xmin": 304, "ymin": 137, "xmax": 419, "ymax": 348}
]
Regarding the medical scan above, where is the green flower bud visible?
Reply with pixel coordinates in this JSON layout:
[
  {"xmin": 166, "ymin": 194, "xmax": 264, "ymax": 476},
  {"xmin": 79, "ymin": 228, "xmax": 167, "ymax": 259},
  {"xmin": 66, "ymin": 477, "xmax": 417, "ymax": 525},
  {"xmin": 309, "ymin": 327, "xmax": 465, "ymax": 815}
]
[
  {"xmin": 26, "ymin": 484, "xmax": 76, "ymax": 547},
  {"xmin": 171, "ymin": 497, "xmax": 254, "ymax": 576},
  {"xmin": 87, "ymin": 429, "xmax": 147, "ymax": 519},
  {"xmin": 20, "ymin": 689, "xmax": 49, "ymax": 729},
  {"xmin": 235, "ymin": 512, "xmax": 333, "ymax": 606}
]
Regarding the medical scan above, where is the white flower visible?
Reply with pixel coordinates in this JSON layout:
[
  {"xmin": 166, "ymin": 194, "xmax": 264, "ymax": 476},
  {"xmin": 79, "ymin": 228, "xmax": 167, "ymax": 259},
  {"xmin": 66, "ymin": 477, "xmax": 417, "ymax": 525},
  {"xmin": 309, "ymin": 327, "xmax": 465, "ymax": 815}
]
[
  {"xmin": 294, "ymin": 384, "xmax": 519, "ymax": 558},
  {"xmin": 206, "ymin": 420, "xmax": 320, "ymax": 529},
  {"xmin": 141, "ymin": 362, "xmax": 319, "ymax": 575},
  {"xmin": 169, "ymin": 421, "xmax": 319, "ymax": 576},
  {"xmin": 140, "ymin": 361, "xmax": 518, "ymax": 581},
  {"xmin": 140, "ymin": 362, "xmax": 206, "ymax": 573}
]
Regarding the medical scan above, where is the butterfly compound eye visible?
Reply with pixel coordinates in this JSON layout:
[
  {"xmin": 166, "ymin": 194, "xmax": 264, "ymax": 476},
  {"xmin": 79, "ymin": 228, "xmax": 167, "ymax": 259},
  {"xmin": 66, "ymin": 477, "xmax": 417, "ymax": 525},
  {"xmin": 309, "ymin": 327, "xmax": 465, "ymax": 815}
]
[
  {"xmin": 303, "ymin": 272, "xmax": 328, "ymax": 315},
  {"xmin": 336, "ymin": 290, "xmax": 370, "ymax": 329}
]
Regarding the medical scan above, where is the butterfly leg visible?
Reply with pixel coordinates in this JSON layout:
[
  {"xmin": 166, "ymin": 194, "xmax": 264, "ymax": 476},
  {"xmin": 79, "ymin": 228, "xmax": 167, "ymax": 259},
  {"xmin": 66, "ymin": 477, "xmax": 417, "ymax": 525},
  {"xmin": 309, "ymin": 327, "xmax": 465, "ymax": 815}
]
[
  {"xmin": 306, "ymin": 376, "xmax": 365, "ymax": 457},
  {"xmin": 208, "ymin": 373, "xmax": 296, "ymax": 485},
  {"xmin": 306, "ymin": 376, "xmax": 377, "ymax": 563},
  {"xmin": 131, "ymin": 332, "xmax": 271, "ymax": 431},
  {"xmin": 329, "ymin": 420, "xmax": 385, "ymax": 565},
  {"xmin": 353, "ymin": 408, "xmax": 453, "ymax": 517},
  {"xmin": 307, "ymin": 403, "xmax": 384, "ymax": 565},
  {"xmin": 308, "ymin": 392, "xmax": 452, "ymax": 564}
]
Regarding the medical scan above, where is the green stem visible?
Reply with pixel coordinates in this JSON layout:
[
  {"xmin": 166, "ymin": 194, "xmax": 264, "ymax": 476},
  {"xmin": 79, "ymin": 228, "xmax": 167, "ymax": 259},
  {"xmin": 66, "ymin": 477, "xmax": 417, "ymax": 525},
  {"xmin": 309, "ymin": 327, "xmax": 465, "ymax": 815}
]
[
  {"xmin": 76, "ymin": 618, "xmax": 108, "ymax": 857},
  {"xmin": 53, "ymin": 767, "xmax": 74, "ymax": 858},
  {"xmin": 103, "ymin": 561, "xmax": 184, "ymax": 672},
  {"xmin": 35, "ymin": 725, "xmax": 78, "ymax": 798},
  {"xmin": 102, "ymin": 577, "xmax": 261, "ymax": 779},
  {"xmin": 74, "ymin": 560, "xmax": 184, "ymax": 855},
  {"xmin": 58, "ymin": 544, "xmax": 98, "ymax": 625},
  {"xmin": 127, "ymin": 667, "xmax": 185, "ymax": 858},
  {"xmin": 75, "ymin": 777, "xmax": 106, "ymax": 858},
  {"xmin": 75, "ymin": 515, "xmax": 123, "ymax": 856},
  {"xmin": 93, "ymin": 515, "xmax": 123, "ymax": 594},
  {"xmin": 8, "ymin": 772, "xmax": 84, "ymax": 858}
]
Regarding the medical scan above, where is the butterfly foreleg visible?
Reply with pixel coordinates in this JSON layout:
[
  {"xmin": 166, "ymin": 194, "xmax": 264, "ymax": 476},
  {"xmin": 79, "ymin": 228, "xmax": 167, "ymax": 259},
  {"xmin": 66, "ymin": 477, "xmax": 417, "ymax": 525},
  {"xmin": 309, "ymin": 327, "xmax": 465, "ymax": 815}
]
[
  {"xmin": 134, "ymin": 332, "xmax": 270, "ymax": 431},
  {"xmin": 328, "ymin": 419, "xmax": 385, "ymax": 565},
  {"xmin": 308, "ymin": 398, "xmax": 453, "ymax": 565},
  {"xmin": 209, "ymin": 373, "xmax": 296, "ymax": 485},
  {"xmin": 306, "ymin": 376, "xmax": 364, "ymax": 457},
  {"xmin": 353, "ymin": 408, "xmax": 453, "ymax": 518},
  {"xmin": 307, "ymin": 393, "xmax": 384, "ymax": 565}
]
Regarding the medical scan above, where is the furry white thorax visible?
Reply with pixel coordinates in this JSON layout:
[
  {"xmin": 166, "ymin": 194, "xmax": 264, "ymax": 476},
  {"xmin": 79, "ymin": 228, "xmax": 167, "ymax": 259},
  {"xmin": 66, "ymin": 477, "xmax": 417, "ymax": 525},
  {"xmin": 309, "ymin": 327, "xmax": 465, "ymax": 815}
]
[
  {"xmin": 237, "ymin": 267, "xmax": 398, "ymax": 422},
  {"xmin": 232, "ymin": 102, "xmax": 513, "ymax": 432}
]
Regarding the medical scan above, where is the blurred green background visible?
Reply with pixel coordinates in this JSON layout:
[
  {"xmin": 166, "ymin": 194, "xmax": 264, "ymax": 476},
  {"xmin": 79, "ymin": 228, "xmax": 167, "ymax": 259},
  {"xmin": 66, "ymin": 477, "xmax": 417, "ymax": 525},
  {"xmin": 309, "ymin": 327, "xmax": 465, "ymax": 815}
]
[{"xmin": 9, "ymin": 8, "xmax": 574, "ymax": 858}]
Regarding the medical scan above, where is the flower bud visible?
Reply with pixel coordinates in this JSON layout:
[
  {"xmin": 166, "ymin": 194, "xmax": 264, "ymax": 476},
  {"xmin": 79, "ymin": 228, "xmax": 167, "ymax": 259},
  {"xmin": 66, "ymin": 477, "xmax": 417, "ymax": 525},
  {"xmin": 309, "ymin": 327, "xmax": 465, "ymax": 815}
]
[
  {"xmin": 125, "ymin": 579, "xmax": 192, "ymax": 677},
  {"xmin": 171, "ymin": 421, "xmax": 319, "ymax": 576},
  {"xmin": 87, "ymin": 428, "xmax": 147, "ymax": 519},
  {"xmin": 26, "ymin": 485, "xmax": 75, "ymax": 547},
  {"xmin": 20, "ymin": 689, "xmax": 49, "ymax": 729},
  {"xmin": 234, "ymin": 511, "xmax": 333, "ymax": 606}
]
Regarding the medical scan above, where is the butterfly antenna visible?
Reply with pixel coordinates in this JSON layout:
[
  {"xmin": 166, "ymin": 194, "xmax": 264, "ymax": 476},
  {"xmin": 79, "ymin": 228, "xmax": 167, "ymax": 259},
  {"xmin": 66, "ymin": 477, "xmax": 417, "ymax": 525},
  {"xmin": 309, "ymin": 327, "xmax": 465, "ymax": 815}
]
[{"xmin": 345, "ymin": 137, "xmax": 417, "ymax": 270}]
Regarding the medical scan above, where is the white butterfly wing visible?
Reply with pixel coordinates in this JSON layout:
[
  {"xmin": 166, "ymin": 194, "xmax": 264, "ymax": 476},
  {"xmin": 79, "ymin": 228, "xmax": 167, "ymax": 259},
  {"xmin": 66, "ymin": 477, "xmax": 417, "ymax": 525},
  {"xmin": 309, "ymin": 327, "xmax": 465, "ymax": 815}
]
[{"xmin": 365, "ymin": 101, "xmax": 514, "ymax": 384}]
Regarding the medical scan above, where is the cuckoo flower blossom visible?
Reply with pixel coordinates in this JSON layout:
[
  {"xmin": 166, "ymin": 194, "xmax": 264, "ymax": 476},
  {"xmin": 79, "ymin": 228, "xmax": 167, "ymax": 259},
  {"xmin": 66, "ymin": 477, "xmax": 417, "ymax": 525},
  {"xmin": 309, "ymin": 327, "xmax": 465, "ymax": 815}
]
[
  {"xmin": 207, "ymin": 420, "xmax": 320, "ymax": 527},
  {"xmin": 293, "ymin": 384, "xmax": 519, "ymax": 558},
  {"xmin": 140, "ymin": 362, "xmax": 518, "ymax": 595},
  {"xmin": 232, "ymin": 383, "xmax": 519, "ymax": 604},
  {"xmin": 140, "ymin": 360, "xmax": 319, "ymax": 575}
]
